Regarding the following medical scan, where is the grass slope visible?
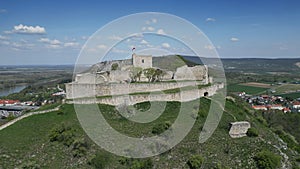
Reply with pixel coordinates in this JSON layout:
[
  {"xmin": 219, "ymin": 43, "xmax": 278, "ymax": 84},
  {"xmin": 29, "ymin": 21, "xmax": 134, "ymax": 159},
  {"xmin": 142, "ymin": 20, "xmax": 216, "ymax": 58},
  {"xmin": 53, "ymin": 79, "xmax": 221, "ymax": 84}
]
[{"xmin": 0, "ymin": 98, "xmax": 298, "ymax": 168}]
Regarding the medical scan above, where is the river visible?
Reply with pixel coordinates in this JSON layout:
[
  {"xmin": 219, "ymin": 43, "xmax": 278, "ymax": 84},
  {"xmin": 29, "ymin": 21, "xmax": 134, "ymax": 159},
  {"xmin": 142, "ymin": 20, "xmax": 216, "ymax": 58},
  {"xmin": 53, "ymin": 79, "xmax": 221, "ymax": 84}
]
[{"xmin": 0, "ymin": 85, "xmax": 27, "ymax": 97}]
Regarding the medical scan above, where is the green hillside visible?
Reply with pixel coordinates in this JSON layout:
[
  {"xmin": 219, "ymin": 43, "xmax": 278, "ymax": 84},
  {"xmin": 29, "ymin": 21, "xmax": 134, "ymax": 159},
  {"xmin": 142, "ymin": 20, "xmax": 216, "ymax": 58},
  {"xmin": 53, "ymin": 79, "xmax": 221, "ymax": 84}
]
[
  {"xmin": 0, "ymin": 97, "xmax": 299, "ymax": 168},
  {"xmin": 153, "ymin": 55, "xmax": 199, "ymax": 71}
]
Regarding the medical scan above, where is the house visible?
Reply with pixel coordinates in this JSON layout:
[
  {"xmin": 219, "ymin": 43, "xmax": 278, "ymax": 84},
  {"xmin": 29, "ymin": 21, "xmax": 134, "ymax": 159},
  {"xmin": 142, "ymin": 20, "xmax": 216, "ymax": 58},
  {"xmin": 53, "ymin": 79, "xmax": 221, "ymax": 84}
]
[
  {"xmin": 292, "ymin": 101, "xmax": 300, "ymax": 109},
  {"xmin": 267, "ymin": 104, "xmax": 285, "ymax": 110},
  {"xmin": 283, "ymin": 107, "xmax": 291, "ymax": 113},
  {"xmin": 261, "ymin": 95, "xmax": 269, "ymax": 99},
  {"xmin": 0, "ymin": 100, "xmax": 20, "ymax": 106},
  {"xmin": 252, "ymin": 105, "xmax": 267, "ymax": 110},
  {"xmin": 238, "ymin": 92, "xmax": 246, "ymax": 97}
]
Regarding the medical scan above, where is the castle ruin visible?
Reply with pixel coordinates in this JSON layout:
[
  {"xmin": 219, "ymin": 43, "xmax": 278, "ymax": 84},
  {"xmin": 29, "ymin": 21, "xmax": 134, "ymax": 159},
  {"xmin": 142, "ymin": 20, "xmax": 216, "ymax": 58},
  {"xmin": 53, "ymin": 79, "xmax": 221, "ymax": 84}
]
[{"xmin": 66, "ymin": 54, "xmax": 217, "ymax": 102}]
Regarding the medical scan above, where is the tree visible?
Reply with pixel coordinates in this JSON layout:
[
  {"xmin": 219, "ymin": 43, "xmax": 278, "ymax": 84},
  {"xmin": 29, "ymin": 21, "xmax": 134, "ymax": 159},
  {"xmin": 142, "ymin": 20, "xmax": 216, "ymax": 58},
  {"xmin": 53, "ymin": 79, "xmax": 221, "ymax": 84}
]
[
  {"xmin": 153, "ymin": 69, "xmax": 165, "ymax": 82},
  {"xmin": 128, "ymin": 67, "xmax": 143, "ymax": 82},
  {"xmin": 143, "ymin": 68, "xmax": 156, "ymax": 82},
  {"xmin": 247, "ymin": 127, "xmax": 259, "ymax": 137},
  {"xmin": 187, "ymin": 155, "xmax": 204, "ymax": 169},
  {"xmin": 152, "ymin": 121, "xmax": 172, "ymax": 134},
  {"xmin": 254, "ymin": 150, "xmax": 281, "ymax": 169},
  {"xmin": 111, "ymin": 63, "xmax": 119, "ymax": 71}
]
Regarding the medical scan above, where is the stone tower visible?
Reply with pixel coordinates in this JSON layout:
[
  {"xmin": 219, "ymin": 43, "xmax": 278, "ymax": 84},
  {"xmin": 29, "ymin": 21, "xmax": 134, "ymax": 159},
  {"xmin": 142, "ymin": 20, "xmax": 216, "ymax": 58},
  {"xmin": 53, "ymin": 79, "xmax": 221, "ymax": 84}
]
[{"xmin": 132, "ymin": 53, "xmax": 152, "ymax": 68}]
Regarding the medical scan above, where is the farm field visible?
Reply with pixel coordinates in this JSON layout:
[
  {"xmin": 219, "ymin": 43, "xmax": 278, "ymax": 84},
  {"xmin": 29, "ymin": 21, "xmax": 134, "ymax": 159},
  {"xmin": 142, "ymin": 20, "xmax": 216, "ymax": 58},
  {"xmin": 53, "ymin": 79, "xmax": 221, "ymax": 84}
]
[
  {"xmin": 277, "ymin": 92, "xmax": 300, "ymax": 100},
  {"xmin": 272, "ymin": 84, "xmax": 300, "ymax": 94},
  {"xmin": 227, "ymin": 83, "xmax": 269, "ymax": 95},
  {"xmin": 240, "ymin": 82, "xmax": 271, "ymax": 88}
]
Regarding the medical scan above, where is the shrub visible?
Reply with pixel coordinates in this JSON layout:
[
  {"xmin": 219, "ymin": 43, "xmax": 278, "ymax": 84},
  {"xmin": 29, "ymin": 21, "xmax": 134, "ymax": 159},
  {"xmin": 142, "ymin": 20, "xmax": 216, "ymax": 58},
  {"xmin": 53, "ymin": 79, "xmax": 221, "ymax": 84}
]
[
  {"xmin": 89, "ymin": 152, "xmax": 111, "ymax": 169},
  {"xmin": 254, "ymin": 150, "xmax": 281, "ymax": 169},
  {"xmin": 111, "ymin": 63, "xmax": 119, "ymax": 71},
  {"xmin": 72, "ymin": 138, "xmax": 89, "ymax": 157},
  {"xmin": 49, "ymin": 123, "xmax": 76, "ymax": 147},
  {"xmin": 187, "ymin": 155, "xmax": 204, "ymax": 169},
  {"xmin": 247, "ymin": 127, "xmax": 259, "ymax": 137},
  {"xmin": 20, "ymin": 160, "xmax": 40, "ymax": 169},
  {"xmin": 152, "ymin": 121, "xmax": 171, "ymax": 134},
  {"xmin": 257, "ymin": 116, "xmax": 268, "ymax": 126},
  {"xmin": 130, "ymin": 159, "xmax": 153, "ymax": 169}
]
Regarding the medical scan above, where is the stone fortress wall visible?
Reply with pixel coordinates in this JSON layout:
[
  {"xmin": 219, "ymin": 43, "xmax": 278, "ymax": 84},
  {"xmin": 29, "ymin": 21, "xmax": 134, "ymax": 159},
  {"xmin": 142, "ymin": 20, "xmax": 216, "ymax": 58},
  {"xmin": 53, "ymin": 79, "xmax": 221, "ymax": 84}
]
[
  {"xmin": 66, "ymin": 80, "xmax": 209, "ymax": 99},
  {"xmin": 68, "ymin": 83, "xmax": 224, "ymax": 105}
]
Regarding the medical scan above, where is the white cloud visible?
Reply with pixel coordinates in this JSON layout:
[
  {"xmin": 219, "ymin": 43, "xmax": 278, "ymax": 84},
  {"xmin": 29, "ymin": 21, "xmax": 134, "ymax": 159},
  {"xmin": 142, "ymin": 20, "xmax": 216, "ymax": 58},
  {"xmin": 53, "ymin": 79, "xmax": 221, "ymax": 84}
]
[
  {"xmin": 140, "ymin": 40, "xmax": 148, "ymax": 45},
  {"xmin": 97, "ymin": 44, "xmax": 108, "ymax": 49},
  {"xmin": 142, "ymin": 26, "xmax": 155, "ymax": 31},
  {"xmin": 204, "ymin": 45, "xmax": 221, "ymax": 50},
  {"xmin": 3, "ymin": 30, "xmax": 12, "ymax": 34},
  {"xmin": 38, "ymin": 38, "xmax": 61, "ymax": 45},
  {"xmin": 109, "ymin": 35, "xmax": 123, "ymax": 41},
  {"xmin": 157, "ymin": 29, "xmax": 166, "ymax": 35},
  {"xmin": 230, "ymin": 37, "xmax": 239, "ymax": 42},
  {"xmin": 132, "ymin": 33, "xmax": 144, "ymax": 38},
  {"xmin": 146, "ymin": 18, "xmax": 157, "ymax": 25},
  {"xmin": 64, "ymin": 42, "xmax": 80, "ymax": 47},
  {"xmin": 11, "ymin": 41, "xmax": 35, "ymax": 50},
  {"xmin": 206, "ymin": 18, "xmax": 216, "ymax": 22},
  {"xmin": 162, "ymin": 43, "xmax": 170, "ymax": 48},
  {"xmin": 81, "ymin": 36, "xmax": 89, "ymax": 40},
  {"xmin": 13, "ymin": 24, "xmax": 46, "ymax": 34},
  {"xmin": 0, "ymin": 35, "xmax": 9, "ymax": 40},
  {"xmin": 147, "ymin": 27, "xmax": 155, "ymax": 31},
  {"xmin": 50, "ymin": 39, "xmax": 61, "ymax": 45},
  {"xmin": 38, "ymin": 38, "xmax": 50, "ymax": 43},
  {"xmin": 46, "ymin": 44, "xmax": 61, "ymax": 49}
]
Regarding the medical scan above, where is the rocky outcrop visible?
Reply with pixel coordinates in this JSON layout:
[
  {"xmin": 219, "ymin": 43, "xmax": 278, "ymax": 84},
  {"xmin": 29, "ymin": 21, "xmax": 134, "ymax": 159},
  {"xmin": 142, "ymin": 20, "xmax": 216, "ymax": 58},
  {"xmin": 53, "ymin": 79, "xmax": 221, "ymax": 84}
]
[{"xmin": 229, "ymin": 121, "xmax": 251, "ymax": 138}]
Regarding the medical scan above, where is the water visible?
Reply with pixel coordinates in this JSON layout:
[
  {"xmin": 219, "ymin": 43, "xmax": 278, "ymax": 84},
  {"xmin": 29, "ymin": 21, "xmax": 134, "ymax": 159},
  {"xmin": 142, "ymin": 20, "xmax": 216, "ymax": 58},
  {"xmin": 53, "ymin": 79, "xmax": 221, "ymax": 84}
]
[{"xmin": 0, "ymin": 85, "xmax": 27, "ymax": 97}]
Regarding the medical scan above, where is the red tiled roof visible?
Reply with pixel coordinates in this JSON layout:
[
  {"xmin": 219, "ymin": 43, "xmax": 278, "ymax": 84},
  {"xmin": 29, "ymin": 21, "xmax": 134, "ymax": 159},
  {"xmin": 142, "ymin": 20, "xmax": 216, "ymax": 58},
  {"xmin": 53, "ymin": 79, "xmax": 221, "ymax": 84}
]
[
  {"xmin": 293, "ymin": 101, "xmax": 300, "ymax": 105},
  {"xmin": 0, "ymin": 100, "xmax": 20, "ymax": 104},
  {"xmin": 252, "ymin": 105, "xmax": 267, "ymax": 109}
]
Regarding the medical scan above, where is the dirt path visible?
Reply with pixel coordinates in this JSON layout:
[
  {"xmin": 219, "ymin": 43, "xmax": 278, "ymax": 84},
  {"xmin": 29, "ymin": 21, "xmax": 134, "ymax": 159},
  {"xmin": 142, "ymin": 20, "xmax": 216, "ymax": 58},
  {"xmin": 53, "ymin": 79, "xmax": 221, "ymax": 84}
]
[{"xmin": 0, "ymin": 106, "xmax": 60, "ymax": 130}]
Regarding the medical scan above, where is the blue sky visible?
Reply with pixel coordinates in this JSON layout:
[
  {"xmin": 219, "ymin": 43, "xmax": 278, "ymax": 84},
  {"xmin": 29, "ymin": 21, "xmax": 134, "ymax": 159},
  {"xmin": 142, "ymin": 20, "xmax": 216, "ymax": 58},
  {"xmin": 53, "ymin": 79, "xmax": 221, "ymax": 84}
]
[{"xmin": 0, "ymin": 0, "xmax": 300, "ymax": 65}]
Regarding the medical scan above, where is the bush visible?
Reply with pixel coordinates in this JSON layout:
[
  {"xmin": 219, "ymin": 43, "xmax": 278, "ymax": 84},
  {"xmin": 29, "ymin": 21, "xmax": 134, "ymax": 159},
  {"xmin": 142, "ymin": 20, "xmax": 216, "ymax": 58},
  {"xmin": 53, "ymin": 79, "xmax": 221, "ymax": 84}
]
[
  {"xmin": 111, "ymin": 63, "xmax": 119, "ymax": 71},
  {"xmin": 254, "ymin": 150, "xmax": 281, "ymax": 169},
  {"xmin": 247, "ymin": 127, "xmax": 259, "ymax": 137},
  {"xmin": 20, "ymin": 160, "xmax": 40, "ymax": 169},
  {"xmin": 89, "ymin": 152, "xmax": 111, "ymax": 169},
  {"xmin": 187, "ymin": 155, "xmax": 204, "ymax": 169},
  {"xmin": 130, "ymin": 159, "xmax": 153, "ymax": 169},
  {"xmin": 72, "ymin": 138, "xmax": 89, "ymax": 157},
  {"xmin": 49, "ymin": 123, "xmax": 76, "ymax": 147},
  {"xmin": 152, "ymin": 121, "xmax": 171, "ymax": 134},
  {"xmin": 275, "ymin": 129, "xmax": 300, "ymax": 153}
]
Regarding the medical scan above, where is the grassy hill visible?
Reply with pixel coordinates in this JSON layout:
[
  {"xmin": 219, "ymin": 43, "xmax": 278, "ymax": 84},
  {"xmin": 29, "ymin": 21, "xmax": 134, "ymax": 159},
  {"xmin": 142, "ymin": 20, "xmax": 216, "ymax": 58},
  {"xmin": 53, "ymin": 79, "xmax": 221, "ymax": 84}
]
[{"xmin": 1, "ymin": 97, "xmax": 299, "ymax": 168}]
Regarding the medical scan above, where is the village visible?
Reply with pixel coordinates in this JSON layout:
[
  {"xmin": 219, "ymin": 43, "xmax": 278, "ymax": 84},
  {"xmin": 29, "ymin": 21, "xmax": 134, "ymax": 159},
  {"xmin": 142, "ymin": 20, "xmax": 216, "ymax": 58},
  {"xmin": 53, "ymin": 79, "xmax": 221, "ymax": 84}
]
[
  {"xmin": 0, "ymin": 86, "xmax": 66, "ymax": 120},
  {"xmin": 237, "ymin": 91, "xmax": 300, "ymax": 113}
]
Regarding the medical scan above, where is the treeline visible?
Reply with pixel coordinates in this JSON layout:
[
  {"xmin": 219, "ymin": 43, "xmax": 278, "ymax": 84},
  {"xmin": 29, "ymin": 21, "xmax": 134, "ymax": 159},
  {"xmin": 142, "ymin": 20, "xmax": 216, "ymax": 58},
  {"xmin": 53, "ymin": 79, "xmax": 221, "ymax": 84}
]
[{"xmin": 225, "ymin": 72, "xmax": 300, "ymax": 85}]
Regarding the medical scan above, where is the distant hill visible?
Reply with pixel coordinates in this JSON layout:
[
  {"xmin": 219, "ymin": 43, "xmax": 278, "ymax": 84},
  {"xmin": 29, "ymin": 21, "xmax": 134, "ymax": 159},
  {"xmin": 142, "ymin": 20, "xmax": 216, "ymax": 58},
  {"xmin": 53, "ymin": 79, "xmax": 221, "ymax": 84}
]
[
  {"xmin": 84, "ymin": 56, "xmax": 300, "ymax": 76},
  {"xmin": 221, "ymin": 58, "xmax": 300, "ymax": 74},
  {"xmin": 180, "ymin": 56, "xmax": 300, "ymax": 74}
]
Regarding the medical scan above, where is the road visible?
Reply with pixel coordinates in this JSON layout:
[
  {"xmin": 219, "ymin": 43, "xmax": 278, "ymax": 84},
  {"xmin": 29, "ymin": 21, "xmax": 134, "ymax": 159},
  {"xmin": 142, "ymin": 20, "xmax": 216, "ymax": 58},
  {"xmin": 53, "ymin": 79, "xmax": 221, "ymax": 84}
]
[{"xmin": 0, "ymin": 106, "xmax": 60, "ymax": 131}]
